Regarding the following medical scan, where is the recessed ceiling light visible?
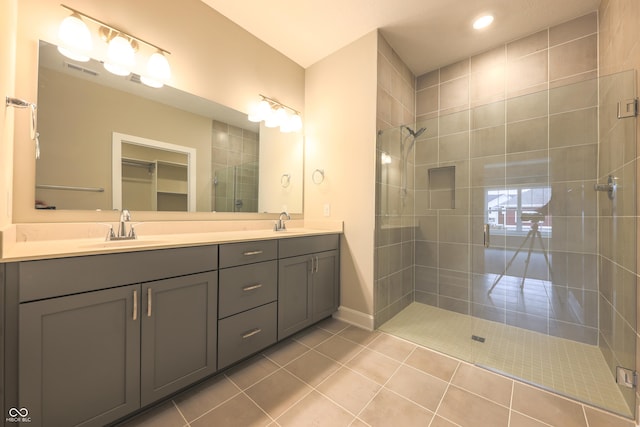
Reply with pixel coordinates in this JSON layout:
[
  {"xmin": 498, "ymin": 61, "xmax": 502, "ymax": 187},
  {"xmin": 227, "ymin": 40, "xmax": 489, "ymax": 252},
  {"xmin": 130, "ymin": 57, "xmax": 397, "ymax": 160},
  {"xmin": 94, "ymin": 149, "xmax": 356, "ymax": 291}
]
[{"xmin": 473, "ymin": 15, "xmax": 494, "ymax": 30}]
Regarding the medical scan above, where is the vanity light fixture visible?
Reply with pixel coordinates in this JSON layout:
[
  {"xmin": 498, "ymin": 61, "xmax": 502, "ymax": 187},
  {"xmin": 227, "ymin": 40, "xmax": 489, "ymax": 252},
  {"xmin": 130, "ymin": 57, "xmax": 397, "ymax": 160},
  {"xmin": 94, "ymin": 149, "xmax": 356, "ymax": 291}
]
[
  {"xmin": 58, "ymin": 4, "xmax": 171, "ymax": 87},
  {"xmin": 473, "ymin": 14, "xmax": 494, "ymax": 30},
  {"xmin": 248, "ymin": 94, "xmax": 303, "ymax": 133}
]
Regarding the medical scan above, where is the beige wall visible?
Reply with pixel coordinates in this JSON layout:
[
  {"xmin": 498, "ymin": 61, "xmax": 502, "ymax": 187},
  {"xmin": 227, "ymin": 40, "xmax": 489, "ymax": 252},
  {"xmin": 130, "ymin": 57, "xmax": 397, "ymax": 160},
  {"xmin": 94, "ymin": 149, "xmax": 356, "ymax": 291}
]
[
  {"xmin": 0, "ymin": 0, "xmax": 18, "ymax": 231},
  {"xmin": 598, "ymin": 0, "xmax": 640, "ymax": 419},
  {"xmin": 305, "ymin": 31, "xmax": 378, "ymax": 322},
  {"xmin": 11, "ymin": 0, "xmax": 304, "ymax": 223}
]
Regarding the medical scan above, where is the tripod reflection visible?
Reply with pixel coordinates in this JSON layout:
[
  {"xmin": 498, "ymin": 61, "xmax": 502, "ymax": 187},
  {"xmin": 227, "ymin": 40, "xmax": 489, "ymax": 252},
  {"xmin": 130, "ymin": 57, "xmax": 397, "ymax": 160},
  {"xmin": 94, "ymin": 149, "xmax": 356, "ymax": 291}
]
[{"xmin": 488, "ymin": 211, "xmax": 554, "ymax": 294}]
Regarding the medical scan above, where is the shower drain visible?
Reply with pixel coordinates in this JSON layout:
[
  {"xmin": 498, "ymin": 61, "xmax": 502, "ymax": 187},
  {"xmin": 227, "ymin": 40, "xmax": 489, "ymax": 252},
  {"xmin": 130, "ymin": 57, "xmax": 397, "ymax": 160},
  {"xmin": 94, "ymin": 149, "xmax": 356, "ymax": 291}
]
[{"xmin": 471, "ymin": 335, "xmax": 486, "ymax": 343}]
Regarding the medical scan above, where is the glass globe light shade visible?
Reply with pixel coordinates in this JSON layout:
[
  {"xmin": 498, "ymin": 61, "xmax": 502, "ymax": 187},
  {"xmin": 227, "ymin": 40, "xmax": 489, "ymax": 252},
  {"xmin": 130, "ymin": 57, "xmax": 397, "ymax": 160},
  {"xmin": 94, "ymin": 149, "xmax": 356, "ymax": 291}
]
[
  {"xmin": 141, "ymin": 51, "xmax": 171, "ymax": 88},
  {"xmin": 103, "ymin": 35, "xmax": 135, "ymax": 76},
  {"xmin": 264, "ymin": 107, "xmax": 281, "ymax": 128},
  {"xmin": 248, "ymin": 99, "xmax": 271, "ymax": 122},
  {"xmin": 287, "ymin": 114, "xmax": 303, "ymax": 132},
  {"xmin": 274, "ymin": 107, "xmax": 288, "ymax": 127},
  {"xmin": 57, "ymin": 14, "xmax": 93, "ymax": 62}
]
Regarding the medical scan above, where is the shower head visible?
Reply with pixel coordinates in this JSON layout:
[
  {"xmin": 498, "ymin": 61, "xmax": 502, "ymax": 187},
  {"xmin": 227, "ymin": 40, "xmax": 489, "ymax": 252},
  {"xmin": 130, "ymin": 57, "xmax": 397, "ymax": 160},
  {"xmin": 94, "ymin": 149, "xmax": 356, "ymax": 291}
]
[{"xmin": 403, "ymin": 126, "xmax": 426, "ymax": 138}]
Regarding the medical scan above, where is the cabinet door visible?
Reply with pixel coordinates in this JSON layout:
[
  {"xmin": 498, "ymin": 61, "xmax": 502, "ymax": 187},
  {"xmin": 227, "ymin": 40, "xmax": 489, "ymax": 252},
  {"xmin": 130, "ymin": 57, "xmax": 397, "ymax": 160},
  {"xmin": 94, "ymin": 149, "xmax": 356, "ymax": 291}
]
[
  {"xmin": 19, "ymin": 285, "xmax": 140, "ymax": 427},
  {"xmin": 278, "ymin": 255, "xmax": 313, "ymax": 339},
  {"xmin": 312, "ymin": 250, "xmax": 340, "ymax": 321},
  {"xmin": 140, "ymin": 271, "xmax": 217, "ymax": 406}
]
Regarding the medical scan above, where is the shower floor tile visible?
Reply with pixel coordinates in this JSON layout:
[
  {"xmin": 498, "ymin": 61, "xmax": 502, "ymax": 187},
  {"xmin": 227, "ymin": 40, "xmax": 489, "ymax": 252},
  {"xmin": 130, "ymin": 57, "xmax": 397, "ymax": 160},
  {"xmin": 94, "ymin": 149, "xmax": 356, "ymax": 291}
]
[{"xmin": 379, "ymin": 302, "xmax": 632, "ymax": 417}]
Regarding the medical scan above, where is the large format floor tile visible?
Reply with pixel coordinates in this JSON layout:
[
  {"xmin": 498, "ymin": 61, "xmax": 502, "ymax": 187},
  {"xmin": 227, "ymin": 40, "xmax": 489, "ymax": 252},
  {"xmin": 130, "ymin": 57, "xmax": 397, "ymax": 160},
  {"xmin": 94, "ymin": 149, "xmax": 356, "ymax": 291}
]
[{"xmin": 116, "ymin": 317, "xmax": 634, "ymax": 427}]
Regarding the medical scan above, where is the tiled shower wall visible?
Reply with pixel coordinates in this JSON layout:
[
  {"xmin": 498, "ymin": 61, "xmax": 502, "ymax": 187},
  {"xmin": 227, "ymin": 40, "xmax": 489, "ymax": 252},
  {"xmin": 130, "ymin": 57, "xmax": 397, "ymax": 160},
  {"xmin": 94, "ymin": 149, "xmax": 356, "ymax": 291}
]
[
  {"xmin": 598, "ymin": 0, "xmax": 640, "ymax": 415},
  {"xmin": 374, "ymin": 33, "xmax": 416, "ymax": 327},
  {"xmin": 211, "ymin": 120, "xmax": 259, "ymax": 212},
  {"xmin": 412, "ymin": 13, "xmax": 601, "ymax": 343}
]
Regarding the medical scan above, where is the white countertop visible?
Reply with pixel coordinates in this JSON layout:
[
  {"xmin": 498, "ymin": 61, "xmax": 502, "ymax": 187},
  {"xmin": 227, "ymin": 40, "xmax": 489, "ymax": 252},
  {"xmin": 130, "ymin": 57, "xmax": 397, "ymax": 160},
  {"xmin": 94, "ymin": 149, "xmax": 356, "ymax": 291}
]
[{"xmin": 0, "ymin": 220, "xmax": 343, "ymax": 261}]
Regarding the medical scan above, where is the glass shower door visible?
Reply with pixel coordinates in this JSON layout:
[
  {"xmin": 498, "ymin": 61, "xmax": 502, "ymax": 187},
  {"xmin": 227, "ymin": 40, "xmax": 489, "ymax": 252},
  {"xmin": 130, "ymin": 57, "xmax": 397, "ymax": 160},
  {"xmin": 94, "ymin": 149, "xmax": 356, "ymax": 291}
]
[{"xmin": 469, "ymin": 72, "xmax": 636, "ymax": 418}]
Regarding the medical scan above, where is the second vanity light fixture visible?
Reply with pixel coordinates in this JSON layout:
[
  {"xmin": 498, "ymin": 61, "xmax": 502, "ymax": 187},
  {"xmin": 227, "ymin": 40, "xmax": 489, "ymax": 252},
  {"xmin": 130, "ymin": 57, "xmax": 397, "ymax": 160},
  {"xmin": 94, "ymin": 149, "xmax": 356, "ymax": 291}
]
[
  {"xmin": 57, "ymin": 4, "xmax": 171, "ymax": 88},
  {"xmin": 248, "ymin": 95, "xmax": 303, "ymax": 133}
]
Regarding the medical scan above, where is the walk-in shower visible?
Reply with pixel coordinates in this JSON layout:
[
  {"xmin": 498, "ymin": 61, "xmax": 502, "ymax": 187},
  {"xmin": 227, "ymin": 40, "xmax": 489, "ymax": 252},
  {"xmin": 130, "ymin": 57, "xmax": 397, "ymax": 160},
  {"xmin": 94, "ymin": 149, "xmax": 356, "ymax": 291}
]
[{"xmin": 375, "ymin": 70, "xmax": 638, "ymax": 418}]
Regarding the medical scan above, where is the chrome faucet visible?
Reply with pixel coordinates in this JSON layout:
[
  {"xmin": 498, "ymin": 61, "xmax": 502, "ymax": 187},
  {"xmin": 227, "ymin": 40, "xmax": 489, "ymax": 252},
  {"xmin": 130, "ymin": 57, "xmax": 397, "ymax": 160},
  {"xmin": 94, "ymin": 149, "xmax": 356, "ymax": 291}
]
[
  {"xmin": 108, "ymin": 209, "xmax": 137, "ymax": 240},
  {"xmin": 274, "ymin": 211, "xmax": 291, "ymax": 231},
  {"xmin": 118, "ymin": 209, "xmax": 131, "ymax": 237}
]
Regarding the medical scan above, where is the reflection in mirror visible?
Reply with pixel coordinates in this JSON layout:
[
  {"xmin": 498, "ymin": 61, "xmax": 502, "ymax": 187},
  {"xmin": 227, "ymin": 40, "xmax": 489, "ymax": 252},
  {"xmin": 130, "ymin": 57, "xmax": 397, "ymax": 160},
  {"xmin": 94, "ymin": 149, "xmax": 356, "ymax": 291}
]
[
  {"xmin": 35, "ymin": 40, "xmax": 303, "ymax": 213},
  {"xmin": 114, "ymin": 133, "xmax": 196, "ymax": 212}
]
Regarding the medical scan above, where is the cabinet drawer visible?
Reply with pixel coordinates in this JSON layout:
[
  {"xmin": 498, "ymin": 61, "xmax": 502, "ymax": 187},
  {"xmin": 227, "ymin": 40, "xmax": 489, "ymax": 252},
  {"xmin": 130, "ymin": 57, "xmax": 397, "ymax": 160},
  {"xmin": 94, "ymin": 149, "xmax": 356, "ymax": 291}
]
[
  {"xmin": 278, "ymin": 234, "xmax": 339, "ymax": 259},
  {"xmin": 219, "ymin": 240, "xmax": 277, "ymax": 268},
  {"xmin": 219, "ymin": 261, "xmax": 277, "ymax": 319},
  {"xmin": 218, "ymin": 302, "xmax": 277, "ymax": 369}
]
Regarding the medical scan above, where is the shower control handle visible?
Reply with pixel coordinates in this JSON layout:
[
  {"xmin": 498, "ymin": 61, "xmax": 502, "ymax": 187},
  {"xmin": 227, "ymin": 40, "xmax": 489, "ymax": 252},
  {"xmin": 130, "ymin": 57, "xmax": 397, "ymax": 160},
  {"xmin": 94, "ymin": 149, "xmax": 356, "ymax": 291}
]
[
  {"xmin": 483, "ymin": 224, "xmax": 490, "ymax": 248},
  {"xmin": 594, "ymin": 175, "xmax": 616, "ymax": 200}
]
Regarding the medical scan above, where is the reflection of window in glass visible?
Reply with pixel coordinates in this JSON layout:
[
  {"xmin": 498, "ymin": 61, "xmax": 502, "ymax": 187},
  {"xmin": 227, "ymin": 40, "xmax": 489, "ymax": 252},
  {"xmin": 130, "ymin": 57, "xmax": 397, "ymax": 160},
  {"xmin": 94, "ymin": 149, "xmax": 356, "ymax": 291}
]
[{"xmin": 486, "ymin": 187, "xmax": 552, "ymax": 235}]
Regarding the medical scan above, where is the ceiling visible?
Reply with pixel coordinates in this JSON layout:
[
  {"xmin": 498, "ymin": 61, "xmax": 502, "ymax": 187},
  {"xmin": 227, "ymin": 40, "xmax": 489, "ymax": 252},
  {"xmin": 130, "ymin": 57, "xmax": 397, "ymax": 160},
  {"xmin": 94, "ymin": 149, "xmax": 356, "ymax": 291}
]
[{"xmin": 201, "ymin": 0, "xmax": 600, "ymax": 76}]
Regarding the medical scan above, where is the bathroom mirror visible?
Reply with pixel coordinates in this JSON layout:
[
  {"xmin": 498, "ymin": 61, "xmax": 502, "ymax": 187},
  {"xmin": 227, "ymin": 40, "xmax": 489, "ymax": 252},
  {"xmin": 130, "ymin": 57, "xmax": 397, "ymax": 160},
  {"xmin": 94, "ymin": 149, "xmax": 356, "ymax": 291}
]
[{"xmin": 35, "ymin": 40, "xmax": 303, "ymax": 213}]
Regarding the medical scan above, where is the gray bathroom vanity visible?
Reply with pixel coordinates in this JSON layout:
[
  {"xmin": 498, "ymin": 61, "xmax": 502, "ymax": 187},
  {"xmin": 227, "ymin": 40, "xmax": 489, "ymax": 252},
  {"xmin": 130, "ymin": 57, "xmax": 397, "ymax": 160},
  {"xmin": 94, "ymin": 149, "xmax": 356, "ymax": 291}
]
[{"xmin": 4, "ymin": 233, "xmax": 339, "ymax": 427}]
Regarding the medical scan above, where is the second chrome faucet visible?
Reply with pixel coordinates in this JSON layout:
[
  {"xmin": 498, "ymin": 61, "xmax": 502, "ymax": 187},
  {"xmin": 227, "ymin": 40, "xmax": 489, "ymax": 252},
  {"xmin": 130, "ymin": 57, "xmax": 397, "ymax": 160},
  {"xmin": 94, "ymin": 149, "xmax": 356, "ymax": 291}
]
[{"xmin": 274, "ymin": 211, "xmax": 291, "ymax": 231}]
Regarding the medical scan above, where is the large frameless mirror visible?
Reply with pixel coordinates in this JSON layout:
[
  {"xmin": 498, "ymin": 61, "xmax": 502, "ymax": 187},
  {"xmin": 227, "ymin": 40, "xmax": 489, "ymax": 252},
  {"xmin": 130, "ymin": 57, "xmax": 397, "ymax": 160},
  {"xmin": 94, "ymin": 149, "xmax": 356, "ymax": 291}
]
[{"xmin": 35, "ymin": 40, "xmax": 304, "ymax": 214}]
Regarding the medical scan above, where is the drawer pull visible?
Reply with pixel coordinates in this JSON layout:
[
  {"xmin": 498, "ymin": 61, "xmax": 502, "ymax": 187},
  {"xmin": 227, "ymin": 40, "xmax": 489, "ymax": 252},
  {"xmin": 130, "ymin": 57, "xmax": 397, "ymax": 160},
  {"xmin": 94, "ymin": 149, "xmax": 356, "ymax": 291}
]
[
  {"xmin": 242, "ymin": 328, "xmax": 262, "ymax": 339},
  {"xmin": 133, "ymin": 290, "xmax": 138, "ymax": 321},
  {"xmin": 243, "ymin": 250, "xmax": 264, "ymax": 256},
  {"xmin": 242, "ymin": 283, "xmax": 263, "ymax": 292}
]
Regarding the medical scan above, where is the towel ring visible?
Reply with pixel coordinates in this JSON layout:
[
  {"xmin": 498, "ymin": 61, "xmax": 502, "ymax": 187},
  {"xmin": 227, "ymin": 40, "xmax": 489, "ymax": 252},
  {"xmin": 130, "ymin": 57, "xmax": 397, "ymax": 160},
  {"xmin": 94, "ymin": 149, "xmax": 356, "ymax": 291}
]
[
  {"xmin": 312, "ymin": 169, "xmax": 325, "ymax": 184},
  {"xmin": 281, "ymin": 173, "xmax": 291, "ymax": 188}
]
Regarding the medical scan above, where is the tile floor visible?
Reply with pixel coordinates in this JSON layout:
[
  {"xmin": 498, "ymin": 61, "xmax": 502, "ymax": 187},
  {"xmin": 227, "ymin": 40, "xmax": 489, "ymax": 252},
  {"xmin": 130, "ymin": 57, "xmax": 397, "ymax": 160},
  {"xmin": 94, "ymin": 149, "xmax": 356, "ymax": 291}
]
[
  {"xmin": 116, "ymin": 318, "xmax": 633, "ymax": 427},
  {"xmin": 380, "ymin": 302, "xmax": 631, "ymax": 416}
]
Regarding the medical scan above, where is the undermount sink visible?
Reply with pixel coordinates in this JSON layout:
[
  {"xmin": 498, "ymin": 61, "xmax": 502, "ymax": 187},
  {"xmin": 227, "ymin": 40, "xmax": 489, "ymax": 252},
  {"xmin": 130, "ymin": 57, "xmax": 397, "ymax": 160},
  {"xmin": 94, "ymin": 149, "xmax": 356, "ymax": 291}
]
[{"xmin": 80, "ymin": 239, "xmax": 168, "ymax": 249}]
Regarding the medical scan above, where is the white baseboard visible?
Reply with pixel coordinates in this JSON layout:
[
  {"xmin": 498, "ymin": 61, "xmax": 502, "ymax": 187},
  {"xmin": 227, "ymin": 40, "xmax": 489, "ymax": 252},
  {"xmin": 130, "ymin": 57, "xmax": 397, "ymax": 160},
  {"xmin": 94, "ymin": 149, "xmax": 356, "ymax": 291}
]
[{"xmin": 333, "ymin": 306, "xmax": 375, "ymax": 331}]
